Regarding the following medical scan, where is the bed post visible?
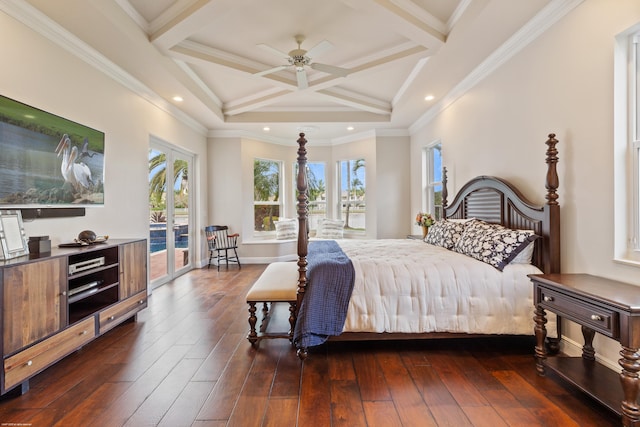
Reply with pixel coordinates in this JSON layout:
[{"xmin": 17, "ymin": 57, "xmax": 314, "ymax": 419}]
[
  {"xmin": 442, "ymin": 166, "xmax": 448, "ymax": 218},
  {"xmin": 544, "ymin": 133, "xmax": 561, "ymax": 274},
  {"xmin": 296, "ymin": 133, "xmax": 309, "ymax": 318}
]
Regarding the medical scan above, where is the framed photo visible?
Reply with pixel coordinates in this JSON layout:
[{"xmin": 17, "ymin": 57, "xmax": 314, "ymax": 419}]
[{"xmin": 0, "ymin": 210, "xmax": 29, "ymax": 260}]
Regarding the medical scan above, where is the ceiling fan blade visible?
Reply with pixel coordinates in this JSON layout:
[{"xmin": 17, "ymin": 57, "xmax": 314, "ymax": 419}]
[
  {"xmin": 310, "ymin": 62, "xmax": 350, "ymax": 77},
  {"xmin": 296, "ymin": 69, "xmax": 308, "ymax": 89},
  {"xmin": 306, "ymin": 40, "xmax": 333, "ymax": 59},
  {"xmin": 254, "ymin": 65, "xmax": 289, "ymax": 77},
  {"xmin": 257, "ymin": 43, "xmax": 290, "ymax": 59}
]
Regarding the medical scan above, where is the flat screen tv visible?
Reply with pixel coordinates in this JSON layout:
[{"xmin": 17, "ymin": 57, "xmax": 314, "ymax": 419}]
[{"xmin": 0, "ymin": 94, "xmax": 104, "ymax": 208}]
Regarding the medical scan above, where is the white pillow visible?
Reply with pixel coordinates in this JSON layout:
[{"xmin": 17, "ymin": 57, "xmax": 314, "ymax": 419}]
[
  {"xmin": 511, "ymin": 240, "xmax": 535, "ymax": 264},
  {"xmin": 316, "ymin": 218, "xmax": 344, "ymax": 239},
  {"xmin": 274, "ymin": 218, "xmax": 298, "ymax": 240}
]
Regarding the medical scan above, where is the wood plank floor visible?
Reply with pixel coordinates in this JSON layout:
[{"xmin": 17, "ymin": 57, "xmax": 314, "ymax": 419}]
[{"xmin": 0, "ymin": 264, "xmax": 621, "ymax": 426}]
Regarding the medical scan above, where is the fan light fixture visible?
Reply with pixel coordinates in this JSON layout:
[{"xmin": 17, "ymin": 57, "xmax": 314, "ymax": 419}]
[{"xmin": 255, "ymin": 35, "xmax": 350, "ymax": 89}]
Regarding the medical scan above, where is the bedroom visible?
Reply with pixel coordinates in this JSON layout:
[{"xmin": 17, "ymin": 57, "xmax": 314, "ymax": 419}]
[{"xmin": 0, "ymin": 0, "xmax": 638, "ymax": 425}]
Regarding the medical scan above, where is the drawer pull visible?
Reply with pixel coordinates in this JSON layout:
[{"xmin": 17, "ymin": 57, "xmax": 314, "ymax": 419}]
[
  {"xmin": 108, "ymin": 316, "xmax": 115, "ymax": 321},
  {"xmin": 591, "ymin": 314, "xmax": 603, "ymax": 321},
  {"xmin": 543, "ymin": 296, "xmax": 554, "ymax": 302},
  {"xmin": 80, "ymin": 330, "xmax": 88, "ymax": 335},
  {"xmin": 138, "ymin": 300, "xmax": 145, "ymax": 305},
  {"xmin": 25, "ymin": 360, "xmax": 33, "ymax": 367}
]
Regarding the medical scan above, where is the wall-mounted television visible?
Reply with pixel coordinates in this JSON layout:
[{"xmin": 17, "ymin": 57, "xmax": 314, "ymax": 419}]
[{"xmin": 0, "ymin": 94, "xmax": 104, "ymax": 210}]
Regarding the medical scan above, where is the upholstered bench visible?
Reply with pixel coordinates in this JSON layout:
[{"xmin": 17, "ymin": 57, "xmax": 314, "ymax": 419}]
[{"xmin": 246, "ymin": 262, "xmax": 299, "ymax": 345}]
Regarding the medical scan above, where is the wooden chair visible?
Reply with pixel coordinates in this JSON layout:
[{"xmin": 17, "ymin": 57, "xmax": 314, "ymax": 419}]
[{"xmin": 205, "ymin": 225, "xmax": 241, "ymax": 270}]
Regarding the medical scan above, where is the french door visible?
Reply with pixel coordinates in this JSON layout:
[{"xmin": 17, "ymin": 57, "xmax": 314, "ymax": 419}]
[{"xmin": 148, "ymin": 138, "xmax": 194, "ymax": 288}]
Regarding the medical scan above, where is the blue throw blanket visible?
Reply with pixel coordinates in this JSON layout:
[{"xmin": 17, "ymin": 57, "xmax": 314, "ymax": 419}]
[{"xmin": 293, "ymin": 240, "xmax": 356, "ymax": 349}]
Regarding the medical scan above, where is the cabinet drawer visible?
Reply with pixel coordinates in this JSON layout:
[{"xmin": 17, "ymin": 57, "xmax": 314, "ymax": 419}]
[
  {"xmin": 539, "ymin": 286, "xmax": 618, "ymax": 338},
  {"xmin": 99, "ymin": 291, "xmax": 147, "ymax": 334},
  {"xmin": 3, "ymin": 317, "xmax": 95, "ymax": 391}
]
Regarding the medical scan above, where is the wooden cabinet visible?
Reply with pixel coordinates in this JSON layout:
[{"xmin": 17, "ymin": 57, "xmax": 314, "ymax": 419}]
[
  {"xmin": 0, "ymin": 238, "xmax": 147, "ymax": 395},
  {"xmin": 119, "ymin": 239, "xmax": 147, "ymax": 299},
  {"xmin": 2, "ymin": 258, "xmax": 66, "ymax": 355},
  {"xmin": 530, "ymin": 273, "xmax": 640, "ymax": 427}
]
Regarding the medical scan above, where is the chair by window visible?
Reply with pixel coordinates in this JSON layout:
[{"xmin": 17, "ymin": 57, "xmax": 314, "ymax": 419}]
[{"xmin": 205, "ymin": 225, "xmax": 241, "ymax": 270}]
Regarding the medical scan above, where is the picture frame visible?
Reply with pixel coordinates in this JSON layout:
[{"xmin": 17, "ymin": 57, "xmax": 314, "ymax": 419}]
[{"xmin": 0, "ymin": 210, "xmax": 29, "ymax": 260}]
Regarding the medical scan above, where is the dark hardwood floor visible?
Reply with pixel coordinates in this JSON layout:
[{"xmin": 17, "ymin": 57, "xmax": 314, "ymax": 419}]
[{"xmin": 0, "ymin": 264, "xmax": 621, "ymax": 426}]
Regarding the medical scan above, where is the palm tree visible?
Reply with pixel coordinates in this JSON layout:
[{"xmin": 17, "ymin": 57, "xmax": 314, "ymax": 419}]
[{"xmin": 148, "ymin": 150, "xmax": 188, "ymax": 209}]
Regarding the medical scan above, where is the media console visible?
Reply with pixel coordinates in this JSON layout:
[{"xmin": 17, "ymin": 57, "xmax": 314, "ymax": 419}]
[{"xmin": 0, "ymin": 238, "xmax": 147, "ymax": 395}]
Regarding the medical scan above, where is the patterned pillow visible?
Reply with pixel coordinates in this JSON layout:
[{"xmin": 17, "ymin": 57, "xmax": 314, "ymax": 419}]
[
  {"xmin": 454, "ymin": 220, "xmax": 539, "ymax": 271},
  {"xmin": 425, "ymin": 220, "xmax": 468, "ymax": 249},
  {"xmin": 316, "ymin": 218, "xmax": 344, "ymax": 239},
  {"xmin": 275, "ymin": 218, "xmax": 298, "ymax": 240}
]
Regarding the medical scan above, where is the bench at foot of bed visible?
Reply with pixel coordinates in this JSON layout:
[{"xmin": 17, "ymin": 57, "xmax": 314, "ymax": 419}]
[{"xmin": 246, "ymin": 262, "xmax": 299, "ymax": 346}]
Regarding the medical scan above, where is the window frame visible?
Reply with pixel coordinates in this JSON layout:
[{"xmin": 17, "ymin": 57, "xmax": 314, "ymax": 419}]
[
  {"xmin": 253, "ymin": 157, "xmax": 283, "ymax": 236},
  {"xmin": 293, "ymin": 161, "xmax": 327, "ymax": 232},
  {"xmin": 337, "ymin": 158, "xmax": 366, "ymax": 235},
  {"xmin": 422, "ymin": 141, "xmax": 443, "ymax": 219},
  {"xmin": 614, "ymin": 24, "xmax": 640, "ymax": 265}
]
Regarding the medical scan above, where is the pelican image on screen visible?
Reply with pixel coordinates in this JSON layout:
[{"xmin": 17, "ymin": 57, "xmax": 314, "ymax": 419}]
[{"xmin": 0, "ymin": 94, "xmax": 104, "ymax": 207}]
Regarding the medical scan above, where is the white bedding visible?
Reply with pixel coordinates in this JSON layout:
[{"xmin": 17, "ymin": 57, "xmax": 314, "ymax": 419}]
[{"xmin": 335, "ymin": 239, "xmax": 555, "ymax": 336}]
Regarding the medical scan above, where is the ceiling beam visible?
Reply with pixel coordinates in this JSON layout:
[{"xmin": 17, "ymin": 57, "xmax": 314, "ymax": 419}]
[
  {"xmin": 341, "ymin": 0, "xmax": 447, "ymax": 50},
  {"xmin": 224, "ymin": 110, "xmax": 391, "ymax": 123},
  {"xmin": 149, "ymin": 0, "xmax": 240, "ymax": 50}
]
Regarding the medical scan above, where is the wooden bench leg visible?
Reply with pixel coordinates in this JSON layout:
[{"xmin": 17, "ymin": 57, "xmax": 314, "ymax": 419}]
[{"xmin": 247, "ymin": 302, "xmax": 258, "ymax": 345}]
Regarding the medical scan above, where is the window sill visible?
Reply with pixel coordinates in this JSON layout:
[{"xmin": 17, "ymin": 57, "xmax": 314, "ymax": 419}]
[
  {"xmin": 242, "ymin": 238, "xmax": 297, "ymax": 245},
  {"xmin": 614, "ymin": 257, "xmax": 640, "ymax": 268}
]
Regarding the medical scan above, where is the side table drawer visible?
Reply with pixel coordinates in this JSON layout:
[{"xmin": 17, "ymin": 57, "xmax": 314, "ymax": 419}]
[
  {"xmin": 3, "ymin": 317, "xmax": 95, "ymax": 391},
  {"xmin": 539, "ymin": 286, "xmax": 618, "ymax": 338},
  {"xmin": 99, "ymin": 291, "xmax": 147, "ymax": 334}
]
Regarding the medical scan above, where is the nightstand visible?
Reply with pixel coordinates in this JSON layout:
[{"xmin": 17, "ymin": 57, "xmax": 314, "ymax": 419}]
[{"xmin": 530, "ymin": 273, "xmax": 640, "ymax": 426}]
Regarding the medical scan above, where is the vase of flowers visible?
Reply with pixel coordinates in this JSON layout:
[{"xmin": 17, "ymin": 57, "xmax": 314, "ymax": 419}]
[{"xmin": 416, "ymin": 212, "xmax": 435, "ymax": 238}]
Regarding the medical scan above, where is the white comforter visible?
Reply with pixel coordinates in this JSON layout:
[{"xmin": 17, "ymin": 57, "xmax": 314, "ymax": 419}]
[{"xmin": 335, "ymin": 239, "xmax": 554, "ymax": 336}]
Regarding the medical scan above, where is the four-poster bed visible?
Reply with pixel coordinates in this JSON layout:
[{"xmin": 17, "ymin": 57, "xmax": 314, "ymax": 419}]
[{"xmin": 291, "ymin": 132, "xmax": 561, "ymax": 358}]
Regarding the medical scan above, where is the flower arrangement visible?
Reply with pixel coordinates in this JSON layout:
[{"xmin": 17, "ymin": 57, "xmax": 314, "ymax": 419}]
[{"xmin": 415, "ymin": 212, "xmax": 435, "ymax": 227}]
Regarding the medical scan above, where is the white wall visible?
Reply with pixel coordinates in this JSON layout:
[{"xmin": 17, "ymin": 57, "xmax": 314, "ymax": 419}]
[
  {"xmin": 0, "ymin": 11, "xmax": 208, "ymax": 262},
  {"xmin": 376, "ymin": 136, "xmax": 411, "ymax": 238},
  {"xmin": 410, "ymin": 0, "xmax": 640, "ymax": 368}
]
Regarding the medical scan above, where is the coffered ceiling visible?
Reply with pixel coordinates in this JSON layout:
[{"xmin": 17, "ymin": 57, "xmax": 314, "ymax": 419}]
[{"xmin": 3, "ymin": 0, "xmax": 576, "ymax": 143}]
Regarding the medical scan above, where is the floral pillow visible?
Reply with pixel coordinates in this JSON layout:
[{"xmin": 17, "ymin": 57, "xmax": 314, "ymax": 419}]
[
  {"xmin": 274, "ymin": 218, "xmax": 298, "ymax": 240},
  {"xmin": 425, "ymin": 220, "xmax": 467, "ymax": 249},
  {"xmin": 453, "ymin": 220, "xmax": 539, "ymax": 271}
]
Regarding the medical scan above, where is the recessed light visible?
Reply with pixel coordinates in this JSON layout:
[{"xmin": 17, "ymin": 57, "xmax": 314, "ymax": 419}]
[
  {"xmin": 172, "ymin": 96, "xmax": 183, "ymax": 102},
  {"xmin": 347, "ymin": 126, "xmax": 354, "ymax": 131},
  {"xmin": 263, "ymin": 126, "xmax": 270, "ymax": 132},
  {"xmin": 424, "ymin": 95, "xmax": 435, "ymax": 101}
]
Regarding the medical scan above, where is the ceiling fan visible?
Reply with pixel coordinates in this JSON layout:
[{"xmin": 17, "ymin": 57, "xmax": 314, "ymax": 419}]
[{"xmin": 255, "ymin": 35, "xmax": 350, "ymax": 89}]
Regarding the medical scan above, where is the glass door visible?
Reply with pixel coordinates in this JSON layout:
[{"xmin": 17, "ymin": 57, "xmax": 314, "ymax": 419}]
[{"xmin": 148, "ymin": 139, "xmax": 193, "ymax": 288}]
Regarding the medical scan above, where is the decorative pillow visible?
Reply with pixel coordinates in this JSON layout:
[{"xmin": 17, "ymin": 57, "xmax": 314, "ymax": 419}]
[
  {"xmin": 454, "ymin": 220, "xmax": 539, "ymax": 271},
  {"xmin": 425, "ymin": 220, "xmax": 468, "ymax": 249},
  {"xmin": 274, "ymin": 218, "xmax": 298, "ymax": 240},
  {"xmin": 424, "ymin": 220, "xmax": 447, "ymax": 245},
  {"xmin": 316, "ymin": 218, "xmax": 344, "ymax": 239}
]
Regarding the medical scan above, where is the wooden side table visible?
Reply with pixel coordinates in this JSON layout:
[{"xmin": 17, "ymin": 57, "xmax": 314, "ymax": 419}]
[{"xmin": 530, "ymin": 273, "xmax": 640, "ymax": 426}]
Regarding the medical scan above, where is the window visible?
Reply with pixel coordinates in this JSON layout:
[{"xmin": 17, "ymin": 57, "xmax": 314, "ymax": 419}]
[
  {"xmin": 422, "ymin": 142, "xmax": 443, "ymax": 219},
  {"xmin": 294, "ymin": 162, "xmax": 326, "ymax": 231},
  {"xmin": 633, "ymin": 34, "xmax": 640, "ymax": 251},
  {"xmin": 614, "ymin": 24, "xmax": 640, "ymax": 263},
  {"xmin": 338, "ymin": 159, "xmax": 365, "ymax": 232},
  {"xmin": 254, "ymin": 158, "xmax": 282, "ymax": 233}
]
